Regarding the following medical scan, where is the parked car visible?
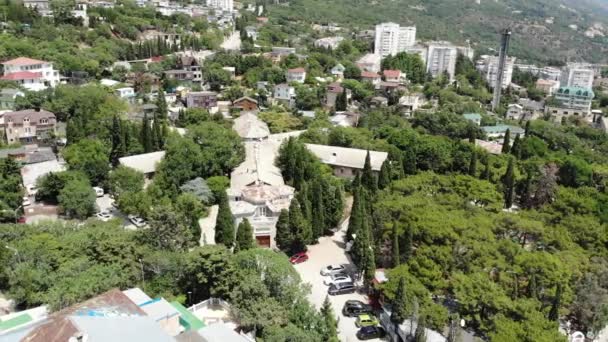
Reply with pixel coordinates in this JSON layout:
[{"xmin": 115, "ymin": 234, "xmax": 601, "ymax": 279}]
[
  {"xmin": 321, "ymin": 264, "xmax": 346, "ymax": 276},
  {"xmin": 96, "ymin": 211, "xmax": 112, "ymax": 222},
  {"xmin": 324, "ymin": 273, "xmax": 353, "ymax": 286},
  {"xmin": 289, "ymin": 252, "xmax": 308, "ymax": 264},
  {"xmin": 356, "ymin": 326, "xmax": 386, "ymax": 340},
  {"xmin": 93, "ymin": 186, "xmax": 104, "ymax": 197},
  {"xmin": 22, "ymin": 197, "xmax": 31, "ymax": 207},
  {"xmin": 17, "ymin": 216, "xmax": 26, "ymax": 224},
  {"xmin": 128, "ymin": 215, "xmax": 147, "ymax": 227},
  {"xmin": 355, "ymin": 314, "xmax": 379, "ymax": 328},
  {"xmin": 26, "ymin": 184, "xmax": 37, "ymax": 197},
  {"xmin": 328, "ymin": 282, "xmax": 356, "ymax": 296},
  {"xmin": 342, "ymin": 300, "xmax": 373, "ymax": 317}
]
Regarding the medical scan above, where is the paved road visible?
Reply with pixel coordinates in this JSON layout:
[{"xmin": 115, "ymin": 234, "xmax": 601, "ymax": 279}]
[
  {"xmin": 293, "ymin": 218, "xmax": 385, "ymax": 342},
  {"xmin": 221, "ymin": 31, "xmax": 241, "ymax": 51}
]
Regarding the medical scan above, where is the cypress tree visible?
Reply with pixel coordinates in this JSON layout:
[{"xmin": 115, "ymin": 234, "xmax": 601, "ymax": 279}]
[
  {"xmin": 481, "ymin": 155, "xmax": 491, "ymax": 181},
  {"xmin": 352, "ymin": 172, "xmax": 361, "ymax": 189},
  {"xmin": 392, "ymin": 221, "xmax": 400, "ymax": 267},
  {"xmin": 336, "ymin": 89, "xmax": 347, "ymax": 111},
  {"xmin": 214, "ymin": 191, "xmax": 235, "ymax": 248},
  {"xmin": 363, "ymin": 240, "xmax": 376, "ymax": 289},
  {"xmin": 528, "ymin": 273, "xmax": 539, "ymax": 300},
  {"xmin": 289, "ymin": 198, "xmax": 311, "ymax": 253},
  {"xmin": 403, "ymin": 223, "xmax": 413, "ymax": 262},
  {"xmin": 347, "ymin": 186, "xmax": 362, "ymax": 240},
  {"xmin": 502, "ymin": 157, "xmax": 515, "ymax": 209},
  {"xmin": 296, "ymin": 181, "xmax": 312, "ymax": 223},
  {"xmin": 378, "ymin": 159, "xmax": 391, "ymax": 190},
  {"xmin": 511, "ymin": 133, "xmax": 521, "ymax": 159},
  {"xmin": 415, "ymin": 317, "xmax": 427, "ymax": 342},
  {"xmin": 403, "ymin": 147, "xmax": 417, "ymax": 175},
  {"xmin": 468, "ymin": 126, "xmax": 476, "ymax": 144},
  {"xmin": 156, "ymin": 88, "xmax": 168, "ymax": 121},
  {"xmin": 501, "ymin": 128, "xmax": 511, "ymax": 154},
  {"xmin": 321, "ymin": 296, "xmax": 339, "ymax": 342},
  {"xmin": 524, "ymin": 120, "xmax": 531, "ymax": 136},
  {"xmin": 152, "ymin": 113, "xmax": 163, "ymax": 150},
  {"xmin": 361, "ymin": 151, "xmax": 377, "ymax": 193},
  {"xmin": 234, "ymin": 218, "xmax": 254, "ymax": 252},
  {"xmin": 468, "ymin": 149, "xmax": 477, "ymax": 177},
  {"xmin": 311, "ymin": 179, "xmax": 326, "ymax": 239},
  {"xmin": 325, "ymin": 185, "xmax": 344, "ymax": 230},
  {"xmin": 275, "ymin": 209, "xmax": 292, "ymax": 252},
  {"xmin": 141, "ymin": 113, "xmax": 153, "ymax": 153},
  {"xmin": 548, "ymin": 283, "xmax": 562, "ymax": 321},
  {"xmin": 353, "ymin": 203, "xmax": 370, "ymax": 265},
  {"xmin": 109, "ymin": 114, "xmax": 124, "ymax": 167},
  {"xmin": 393, "ymin": 153, "xmax": 406, "ymax": 179},
  {"xmin": 391, "ymin": 277, "xmax": 408, "ymax": 339}
]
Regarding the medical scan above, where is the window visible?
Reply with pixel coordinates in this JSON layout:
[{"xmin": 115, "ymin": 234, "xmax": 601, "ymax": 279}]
[{"xmin": 40, "ymin": 118, "xmax": 48, "ymax": 124}]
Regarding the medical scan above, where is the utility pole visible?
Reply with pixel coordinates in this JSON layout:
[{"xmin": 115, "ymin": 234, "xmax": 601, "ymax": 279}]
[{"xmin": 492, "ymin": 28, "xmax": 512, "ymax": 112}]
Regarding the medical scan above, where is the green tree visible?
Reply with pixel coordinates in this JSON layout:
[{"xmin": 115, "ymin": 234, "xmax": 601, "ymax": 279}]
[
  {"xmin": 62, "ymin": 138, "xmax": 110, "ymax": 185},
  {"xmin": 214, "ymin": 191, "xmax": 235, "ymax": 248},
  {"xmin": 391, "ymin": 277, "xmax": 408, "ymax": 338},
  {"xmin": 141, "ymin": 113, "xmax": 153, "ymax": 153},
  {"xmin": 175, "ymin": 193, "xmax": 205, "ymax": 245},
  {"xmin": 403, "ymin": 223, "xmax": 413, "ymax": 262},
  {"xmin": 335, "ymin": 90, "xmax": 347, "ymax": 111},
  {"xmin": 235, "ymin": 218, "xmax": 255, "ymax": 252},
  {"xmin": 511, "ymin": 133, "xmax": 522, "ymax": 159},
  {"xmin": 58, "ymin": 179, "xmax": 96, "ymax": 219},
  {"xmin": 502, "ymin": 129, "xmax": 511, "ymax": 154},
  {"xmin": 311, "ymin": 179, "xmax": 326, "ymax": 240},
  {"xmin": 392, "ymin": 221, "xmax": 400, "ymax": 267},
  {"xmin": 548, "ymin": 283, "xmax": 562, "ymax": 321},
  {"xmin": 378, "ymin": 159, "xmax": 391, "ymax": 190},
  {"xmin": 109, "ymin": 114, "xmax": 126, "ymax": 167},
  {"xmin": 289, "ymin": 198, "xmax": 311, "ymax": 253},
  {"xmin": 415, "ymin": 317, "xmax": 427, "ymax": 342},
  {"xmin": 275, "ymin": 209, "xmax": 292, "ymax": 252},
  {"xmin": 143, "ymin": 204, "xmax": 193, "ymax": 251},
  {"xmin": 152, "ymin": 113, "xmax": 164, "ymax": 150},
  {"xmin": 180, "ymin": 177, "xmax": 214, "ymax": 204},
  {"xmin": 108, "ymin": 166, "xmax": 144, "ymax": 198},
  {"xmin": 36, "ymin": 171, "xmax": 88, "ymax": 203},
  {"xmin": 361, "ymin": 151, "xmax": 377, "ymax": 193},
  {"xmin": 468, "ymin": 149, "xmax": 477, "ymax": 177},
  {"xmin": 502, "ymin": 157, "xmax": 515, "ymax": 209},
  {"xmin": 321, "ymin": 296, "xmax": 339, "ymax": 342}
]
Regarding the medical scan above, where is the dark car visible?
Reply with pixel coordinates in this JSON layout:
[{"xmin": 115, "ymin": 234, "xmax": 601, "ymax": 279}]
[
  {"xmin": 356, "ymin": 326, "xmax": 386, "ymax": 340},
  {"xmin": 328, "ymin": 282, "xmax": 356, "ymax": 296},
  {"xmin": 342, "ymin": 300, "xmax": 373, "ymax": 317}
]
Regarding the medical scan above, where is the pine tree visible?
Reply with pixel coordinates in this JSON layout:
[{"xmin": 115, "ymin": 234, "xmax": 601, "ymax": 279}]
[
  {"xmin": 502, "ymin": 157, "xmax": 515, "ymax": 209},
  {"xmin": 378, "ymin": 160, "xmax": 391, "ymax": 190},
  {"xmin": 361, "ymin": 151, "xmax": 377, "ymax": 193},
  {"xmin": 214, "ymin": 191, "xmax": 235, "ymax": 248},
  {"xmin": 311, "ymin": 179, "xmax": 326, "ymax": 239},
  {"xmin": 391, "ymin": 277, "xmax": 408, "ymax": 338},
  {"xmin": 415, "ymin": 317, "xmax": 427, "ymax": 342},
  {"xmin": 234, "ymin": 218, "xmax": 254, "ymax": 252},
  {"xmin": 501, "ymin": 128, "xmax": 511, "ymax": 154},
  {"xmin": 468, "ymin": 149, "xmax": 477, "ymax": 177},
  {"xmin": 511, "ymin": 133, "xmax": 521, "ymax": 159},
  {"xmin": 321, "ymin": 296, "xmax": 339, "ymax": 342},
  {"xmin": 289, "ymin": 198, "xmax": 311, "ymax": 253},
  {"xmin": 109, "ymin": 114, "xmax": 124, "ymax": 167},
  {"xmin": 141, "ymin": 113, "xmax": 153, "ymax": 153},
  {"xmin": 275, "ymin": 209, "xmax": 292, "ymax": 252},
  {"xmin": 524, "ymin": 120, "xmax": 531, "ymax": 136},
  {"xmin": 548, "ymin": 283, "xmax": 562, "ymax": 321},
  {"xmin": 392, "ymin": 221, "xmax": 400, "ymax": 267}
]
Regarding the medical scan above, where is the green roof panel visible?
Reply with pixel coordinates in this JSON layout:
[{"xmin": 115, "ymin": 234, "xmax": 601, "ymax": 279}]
[{"xmin": 170, "ymin": 301, "xmax": 205, "ymax": 331}]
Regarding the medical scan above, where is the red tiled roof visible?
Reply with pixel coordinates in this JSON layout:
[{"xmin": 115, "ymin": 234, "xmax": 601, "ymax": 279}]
[
  {"xmin": 2, "ymin": 57, "xmax": 47, "ymax": 66},
  {"xmin": 150, "ymin": 56, "xmax": 164, "ymax": 62},
  {"xmin": 383, "ymin": 69, "xmax": 401, "ymax": 78},
  {"xmin": 361, "ymin": 71, "xmax": 380, "ymax": 79},
  {"xmin": 0, "ymin": 71, "xmax": 42, "ymax": 80},
  {"xmin": 288, "ymin": 67, "xmax": 306, "ymax": 73}
]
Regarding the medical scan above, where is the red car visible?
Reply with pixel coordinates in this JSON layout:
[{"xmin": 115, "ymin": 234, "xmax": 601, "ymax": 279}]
[
  {"xmin": 289, "ymin": 252, "xmax": 308, "ymax": 264},
  {"xmin": 17, "ymin": 216, "xmax": 26, "ymax": 224}
]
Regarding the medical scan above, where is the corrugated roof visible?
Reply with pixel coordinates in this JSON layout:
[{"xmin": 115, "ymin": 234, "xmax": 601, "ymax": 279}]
[
  {"xmin": 170, "ymin": 302, "xmax": 205, "ymax": 331},
  {"xmin": 70, "ymin": 316, "xmax": 175, "ymax": 342},
  {"xmin": 118, "ymin": 151, "xmax": 166, "ymax": 174},
  {"xmin": 305, "ymin": 144, "xmax": 388, "ymax": 171}
]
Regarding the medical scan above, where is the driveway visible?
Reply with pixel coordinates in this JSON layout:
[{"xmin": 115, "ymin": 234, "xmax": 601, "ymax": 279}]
[{"xmin": 293, "ymin": 218, "xmax": 384, "ymax": 342}]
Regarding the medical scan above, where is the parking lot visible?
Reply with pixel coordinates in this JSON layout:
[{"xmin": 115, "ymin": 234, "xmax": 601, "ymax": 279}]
[{"xmin": 293, "ymin": 218, "xmax": 385, "ymax": 342}]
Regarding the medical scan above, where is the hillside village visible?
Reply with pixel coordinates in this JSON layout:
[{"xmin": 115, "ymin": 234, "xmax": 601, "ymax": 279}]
[{"xmin": 2, "ymin": 0, "xmax": 608, "ymax": 342}]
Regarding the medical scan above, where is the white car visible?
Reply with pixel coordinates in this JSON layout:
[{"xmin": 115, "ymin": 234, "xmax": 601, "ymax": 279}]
[
  {"xmin": 93, "ymin": 186, "xmax": 104, "ymax": 197},
  {"xmin": 323, "ymin": 273, "xmax": 353, "ymax": 286},
  {"xmin": 22, "ymin": 197, "xmax": 31, "ymax": 207},
  {"xmin": 321, "ymin": 264, "xmax": 347, "ymax": 276},
  {"xmin": 128, "ymin": 215, "xmax": 147, "ymax": 228},
  {"xmin": 95, "ymin": 211, "xmax": 112, "ymax": 222},
  {"xmin": 26, "ymin": 184, "xmax": 38, "ymax": 197}
]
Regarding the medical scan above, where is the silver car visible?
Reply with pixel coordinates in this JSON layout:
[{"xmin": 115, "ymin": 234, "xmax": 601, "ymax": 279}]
[
  {"xmin": 321, "ymin": 264, "xmax": 347, "ymax": 276},
  {"xmin": 324, "ymin": 273, "xmax": 353, "ymax": 286}
]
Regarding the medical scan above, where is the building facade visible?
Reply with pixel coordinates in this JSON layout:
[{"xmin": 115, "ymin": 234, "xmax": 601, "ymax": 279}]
[
  {"xmin": 1, "ymin": 57, "xmax": 60, "ymax": 91},
  {"xmin": 1, "ymin": 109, "xmax": 57, "ymax": 145},
  {"xmin": 374, "ymin": 23, "xmax": 416, "ymax": 57},
  {"xmin": 426, "ymin": 43, "xmax": 458, "ymax": 80},
  {"xmin": 546, "ymin": 86, "xmax": 594, "ymax": 120},
  {"xmin": 561, "ymin": 64, "xmax": 594, "ymax": 89},
  {"xmin": 286, "ymin": 68, "xmax": 306, "ymax": 83},
  {"xmin": 477, "ymin": 55, "xmax": 515, "ymax": 89},
  {"xmin": 186, "ymin": 91, "xmax": 218, "ymax": 111}
]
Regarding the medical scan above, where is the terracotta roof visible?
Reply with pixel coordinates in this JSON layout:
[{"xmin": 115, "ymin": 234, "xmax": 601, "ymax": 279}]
[
  {"xmin": 2, "ymin": 109, "xmax": 55, "ymax": 125},
  {"xmin": 2, "ymin": 57, "xmax": 48, "ymax": 66},
  {"xmin": 233, "ymin": 96, "xmax": 258, "ymax": 105},
  {"xmin": 361, "ymin": 71, "xmax": 380, "ymax": 78},
  {"xmin": 1, "ymin": 71, "xmax": 42, "ymax": 80},
  {"xmin": 383, "ymin": 69, "xmax": 401, "ymax": 78},
  {"xmin": 288, "ymin": 67, "xmax": 306, "ymax": 73}
]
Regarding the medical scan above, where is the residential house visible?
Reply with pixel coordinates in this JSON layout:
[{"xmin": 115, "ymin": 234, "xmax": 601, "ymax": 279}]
[
  {"xmin": 286, "ymin": 67, "xmax": 306, "ymax": 83},
  {"xmin": 21, "ymin": 158, "xmax": 66, "ymax": 193},
  {"xmin": 138, "ymin": 30, "xmax": 181, "ymax": 47},
  {"xmin": 517, "ymin": 98, "xmax": 545, "ymax": 120},
  {"xmin": 370, "ymin": 96, "xmax": 389, "ymax": 107},
  {"xmin": 186, "ymin": 91, "xmax": 218, "ymax": 113},
  {"xmin": 273, "ymin": 83, "xmax": 296, "ymax": 108},
  {"xmin": 356, "ymin": 53, "xmax": 382, "ymax": 73},
  {"xmin": 482, "ymin": 125, "xmax": 525, "ymax": 139},
  {"xmin": 545, "ymin": 86, "xmax": 594, "ymax": 121},
  {"xmin": 232, "ymin": 97, "xmax": 258, "ymax": 112},
  {"xmin": 598, "ymin": 116, "xmax": 608, "ymax": 134},
  {"xmin": 1, "ymin": 57, "xmax": 60, "ymax": 91},
  {"xmin": 115, "ymin": 87, "xmax": 136, "ymax": 103},
  {"xmin": 474, "ymin": 139, "xmax": 504, "ymax": 155},
  {"xmin": 463, "ymin": 113, "xmax": 482, "ymax": 126},
  {"xmin": 330, "ymin": 111, "xmax": 359, "ymax": 127},
  {"xmin": 305, "ymin": 144, "xmax": 388, "ymax": 178},
  {"xmin": 382, "ymin": 69, "xmax": 405, "ymax": 83},
  {"xmin": 0, "ymin": 89, "xmax": 24, "ymax": 110},
  {"xmin": 377, "ymin": 81, "xmax": 401, "ymax": 96},
  {"xmin": 535, "ymin": 79, "xmax": 560, "ymax": 96},
  {"xmin": 398, "ymin": 93, "xmax": 424, "ymax": 116},
  {"xmin": 0, "ymin": 109, "xmax": 56, "ymax": 145},
  {"xmin": 325, "ymin": 82, "xmax": 351, "ymax": 109},
  {"xmin": 314, "ymin": 36, "xmax": 344, "ymax": 50},
  {"xmin": 118, "ymin": 151, "xmax": 166, "ymax": 178},
  {"xmin": 360, "ymin": 71, "xmax": 381, "ymax": 87},
  {"xmin": 0, "ymin": 146, "xmax": 56, "ymax": 165},
  {"xmin": 244, "ymin": 26, "xmax": 258, "ymax": 41},
  {"xmin": 331, "ymin": 63, "xmax": 345, "ymax": 79},
  {"xmin": 506, "ymin": 104, "xmax": 524, "ymax": 121}
]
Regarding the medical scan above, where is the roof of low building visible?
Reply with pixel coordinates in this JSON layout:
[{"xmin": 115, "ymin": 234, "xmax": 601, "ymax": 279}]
[
  {"xmin": 69, "ymin": 316, "xmax": 175, "ymax": 342},
  {"xmin": 118, "ymin": 151, "xmax": 166, "ymax": 174},
  {"xmin": 197, "ymin": 323, "xmax": 250, "ymax": 342},
  {"xmin": 232, "ymin": 112, "xmax": 269, "ymax": 139},
  {"xmin": 557, "ymin": 86, "xmax": 594, "ymax": 98},
  {"xmin": 287, "ymin": 67, "xmax": 306, "ymax": 73},
  {"xmin": 305, "ymin": 144, "xmax": 388, "ymax": 171},
  {"xmin": 382, "ymin": 69, "xmax": 401, "ymax": 78},
  {"xmin": 481, "ymin": 125, "xmax": 525, "ymax": 134},
  {"xmin": 463, "ymin": 113, "xmax": 482, "ymax": 120},
  {"xmin": 0, "ymin": 71, "xmax": 42, "ymax": 80},
  {"xmin": 2, "ymin": 109, "xmax": 55, "ymax": 124},
  {"xmin": 0, "ymin": 88, "xmax": 24, "ymax": 98},
  {"xmin": 360, "ymin": 71, "xmax": 380, "ymax": 78},
  {"xmin": 2, "ymin": 57, "xmax": 48, "ymax": 66},
  {"xmin": 233, "ymin": 96, "xmax": 258, "ymax": 104}
]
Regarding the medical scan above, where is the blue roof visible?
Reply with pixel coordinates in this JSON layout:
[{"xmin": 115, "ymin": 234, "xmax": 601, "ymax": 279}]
[
  {"xmin": 557, "ymin": 86, "xmax": 594, "ymax": 98},
  {"xmin": 481, "ymin": 125, "xmax": 524, "ymax": 134},
  {"xmin": 463, "ymin": 113, "xmax": 482, "ymax": 120}
]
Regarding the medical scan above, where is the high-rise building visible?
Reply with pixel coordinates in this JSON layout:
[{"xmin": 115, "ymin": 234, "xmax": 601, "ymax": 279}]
[
  {"xmin": 374, "ymin": 22, "xmax": 416, "ymax": 57},
  {"xmin": 206, "ymin": 0, "xmax": 233, "ymax": 12},
  {"xmin": 426, "ymin": 42, "xmax": 458, "ymax": 80},
  {"xmin": 561, "ymin": 63, "xmax": 594, "ymax": 89},
  {"xmin": 477, "ymin": 55, "xmax": 516, "ymax": 89}
]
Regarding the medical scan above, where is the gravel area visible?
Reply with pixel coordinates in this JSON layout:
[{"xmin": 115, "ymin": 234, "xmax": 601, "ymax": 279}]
[{"xmin": 293, "ymin": 219, "xmax": 385, "ymax": 342}]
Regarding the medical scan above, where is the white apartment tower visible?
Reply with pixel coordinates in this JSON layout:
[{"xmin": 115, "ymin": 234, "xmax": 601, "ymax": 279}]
[
  {"xmin": 206, "ymin": 0, "xmax": 233, "ymax": 12},
  {"xmin": 561, "ymin": 64, "xmax": 594, "ymax": 89},
  {"xmin": 426, "ymin": 43, "xmax": 458, "ymax": 80},
  {"xmin": 477, "ymin": 56, "xmax": 516, "ymax": 89},
  {"xmin": 374, "ymin": 23, "xmax": 416, "ymax": 57}
]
